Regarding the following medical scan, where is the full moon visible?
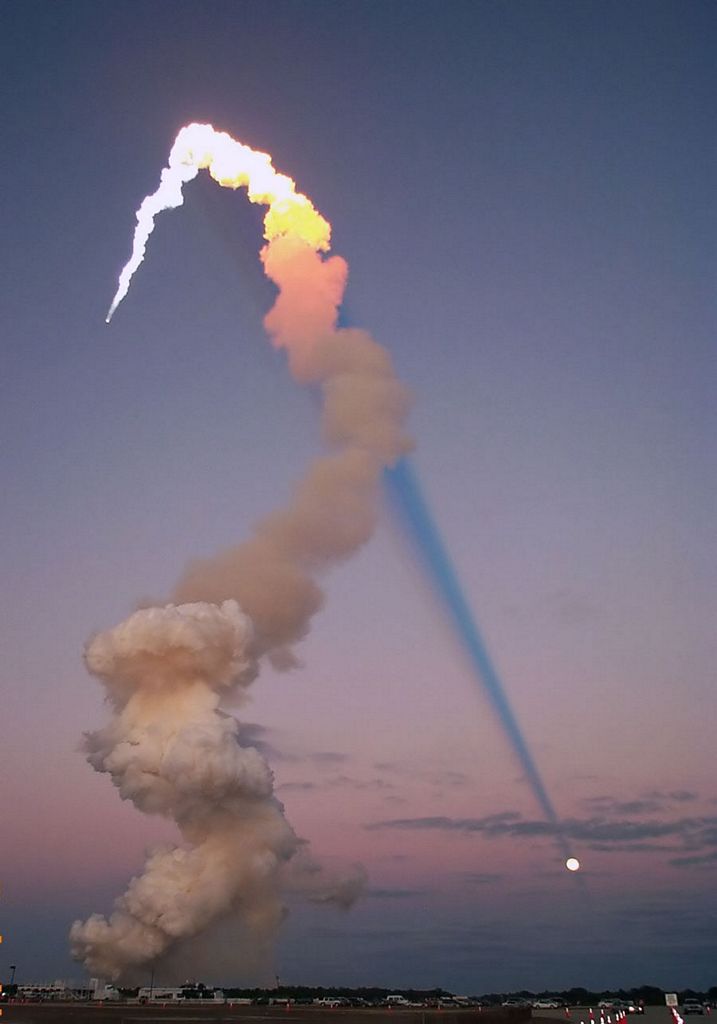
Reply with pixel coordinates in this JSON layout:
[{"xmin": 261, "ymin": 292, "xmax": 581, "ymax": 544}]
[{"xmin": 566, "ymin": 857, "xmax": 581, "ymax": 872}]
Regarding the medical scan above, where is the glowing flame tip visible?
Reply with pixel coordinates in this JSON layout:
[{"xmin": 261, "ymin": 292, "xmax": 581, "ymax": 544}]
[{"xmin": 106, "ymin": 123, "xmax": 331, "ymax": 319}]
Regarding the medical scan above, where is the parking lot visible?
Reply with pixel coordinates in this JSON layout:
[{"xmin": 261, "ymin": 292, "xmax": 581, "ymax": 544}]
[
  {"xmin": 534, "ymin": 1007, "xmax": 680, "ymax": 1024},
  {"xmin": 1, "ymin": 998, "xmax": 696, "ymax": 1024},
  {"xmin": 0, "ymin": 1002, "xmax": 529, "ymax": 1024}
]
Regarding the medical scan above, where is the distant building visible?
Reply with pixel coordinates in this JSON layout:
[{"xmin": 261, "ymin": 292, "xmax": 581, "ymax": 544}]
[
  {"xmin": 18, "ymin": 981, "xmax": 94, "ymax": 1001},
  {"xmin": 137, "ymin": 984, "xmax": 225, "ymax": 1003},
  {"xmin": 138, "ymin": 987, "xmax": 185, "ymax": 1003}
]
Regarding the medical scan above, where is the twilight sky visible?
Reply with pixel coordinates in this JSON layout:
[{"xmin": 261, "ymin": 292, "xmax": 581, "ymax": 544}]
[{"xmin": 1, "ymin": 0, "xmax": 715, "ymax": 994}]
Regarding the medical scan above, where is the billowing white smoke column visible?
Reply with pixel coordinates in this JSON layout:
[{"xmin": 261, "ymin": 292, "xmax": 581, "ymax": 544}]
[
  {"xmin": 71, "ymin": 602, "xmax": 297, "ymax": 977},
  {"xmin": 71, "ymin": 125, "xmax": 411, "ymax": 980}
]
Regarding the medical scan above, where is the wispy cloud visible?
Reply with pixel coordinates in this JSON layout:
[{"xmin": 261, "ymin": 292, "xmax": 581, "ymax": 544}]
[
  {"xmin": 280, "ymin": 773, "xmax": 395, "ymax": 793},
  {"xmin": 237, "ymin": 722, "xmax": 349, "ymax": 769},
  {"xmin": 582, "ymin": 796, "xmax": 665, "ymax": 815},
  {"xmin": 364, "ymin": 811, "xmax": 717, "ymax": 866},
  {"xmin": 328, "ymin": 774, "xmax": 395, "ymax": 791},
  {"xmin": 373, "ymin": 761, "xmax": 402, "ymax": 774},
  {"xmin": 366, "ymin": 887, "xmax": 428, "ymax": 900},
  {"xmin": 310, "ymin": 751, "xmax": 349, "ymax": 765},
  {"xmin": 647, "ymin": 789, "xmax": 699, "ymax": 803},
  {"xmin": 237, "ymin": 721, "xmax": 284, "ymax": 760},
  {"xmin": 669, "ymin": 850, "xmax": 717, "ymax": 867},
  {"xmin": 273, "ymin": 748, "xmax": 350, "ymax": 766},
  {"xmin": 372, "ymin": 761, "xmax": 472, "ymax": 790},
  {"xmin": 583, "ymin": 791, "xmax": 700, "ymax": 816},
  {"xmin": 587, "ymin": 841, "xmax": 683, "ymax": 853}
]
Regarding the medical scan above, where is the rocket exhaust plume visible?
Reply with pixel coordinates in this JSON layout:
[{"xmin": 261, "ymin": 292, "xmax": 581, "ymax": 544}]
[
  {"xmin": 72, "ymin": 124, "xmax": 411, "ymax": 980},
  {"xmin": 104, "ymin": 124, "xmax": 331, "ymax": 324}
]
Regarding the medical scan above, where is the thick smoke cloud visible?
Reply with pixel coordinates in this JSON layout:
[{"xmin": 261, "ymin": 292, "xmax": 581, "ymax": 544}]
[
  {"xmin": 71, "ymin": 126, "xmax": 411, "ymax": 980},
  {"xmin": 70, "ymin": 602, "xmax": 297, "ymax": 978}
]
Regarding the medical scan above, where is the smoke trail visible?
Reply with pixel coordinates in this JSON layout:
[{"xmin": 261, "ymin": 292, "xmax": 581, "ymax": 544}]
[
  {"xmin": 385, "ymin": 457, "xmax": 574, "ymax": 865},
  {"xmin": 71, "ymin": 124, "xmax": 411, "ymax": 980}
]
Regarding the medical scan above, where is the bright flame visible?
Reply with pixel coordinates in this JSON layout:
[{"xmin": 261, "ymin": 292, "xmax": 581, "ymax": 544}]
[{"xmin": 105, "ymin": 123, "xmax": 331, "ymax": 323}]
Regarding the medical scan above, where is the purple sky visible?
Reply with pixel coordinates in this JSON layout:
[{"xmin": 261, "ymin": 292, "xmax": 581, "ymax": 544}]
[{"xmin": 1, "ymin": 0, "xmax": 715, "ymax": 993}]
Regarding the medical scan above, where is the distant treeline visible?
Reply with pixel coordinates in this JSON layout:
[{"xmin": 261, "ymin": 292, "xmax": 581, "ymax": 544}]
[
  {"xmin": 479, "ymin": 987, "xmax": 717, "ymax": 1007},
  {"xmin": 110, "ymin": 984, "xmax": 717, "ymax": 1005}
]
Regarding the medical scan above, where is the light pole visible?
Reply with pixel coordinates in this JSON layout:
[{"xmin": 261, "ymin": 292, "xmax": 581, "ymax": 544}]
[{"xmin": 9, "ymin": 965, "xmax": 16, "ymax": 985}]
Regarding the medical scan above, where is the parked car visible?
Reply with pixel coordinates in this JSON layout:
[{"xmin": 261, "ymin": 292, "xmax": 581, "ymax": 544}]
[
  {"xmin": 605, "ymin": 1000, "xmax": 643, "ymax": 1014},
  {"xmin": 534, "ymin": 1000, "xmax": 561, "ymax": 1009},
  {"xmin": 682, "ymin": 1002, "xmax": 704, "ymax": 1016}
]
